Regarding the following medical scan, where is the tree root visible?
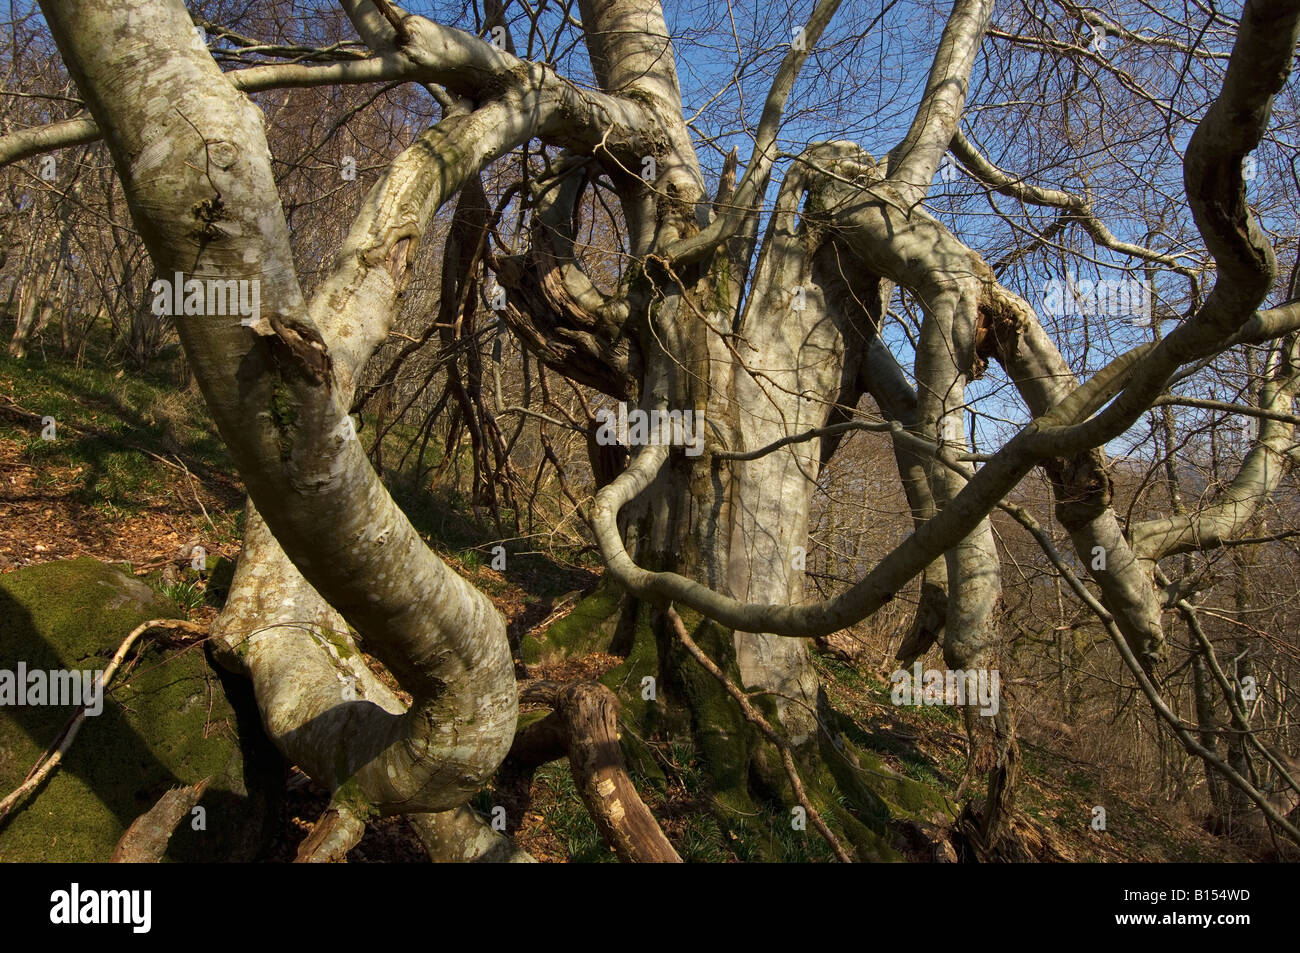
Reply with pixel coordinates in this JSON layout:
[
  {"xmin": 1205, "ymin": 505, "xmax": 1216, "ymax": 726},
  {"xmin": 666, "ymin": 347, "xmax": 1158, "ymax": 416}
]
[
  {"xmin": 408, "ymin": 807, "xmax": 537, "ymax": 863},
  {"xmin": 294, "ymin": 804, "xmax": 366, "ymax": 862},
  {"xmin": 666, "ymin": 607, "xmax": 854, "ymax": 862}
]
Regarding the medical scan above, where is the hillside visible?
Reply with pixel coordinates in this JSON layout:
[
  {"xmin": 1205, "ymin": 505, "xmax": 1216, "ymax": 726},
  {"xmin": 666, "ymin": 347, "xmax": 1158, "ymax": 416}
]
[{"xmin": 0, "ymin": 349, "xmax": 1249, "ymax": 862}]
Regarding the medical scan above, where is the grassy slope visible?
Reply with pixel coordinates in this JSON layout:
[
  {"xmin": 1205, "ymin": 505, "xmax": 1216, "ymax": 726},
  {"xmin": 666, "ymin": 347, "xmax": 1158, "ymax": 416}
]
[{"xmin": 0, "ymin": 348, "xmax": 1245, "ymax": 862}]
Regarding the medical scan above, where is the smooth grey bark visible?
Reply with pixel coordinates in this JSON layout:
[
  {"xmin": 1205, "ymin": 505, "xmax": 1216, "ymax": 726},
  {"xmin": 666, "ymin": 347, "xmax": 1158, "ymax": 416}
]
[
  {"xmin": 980, "ymin": 283, "xmax": 1167, "ymax": 670},
  {"xmin": 861, "ymin": 336, "xmax": 950, "ymax": 663},
  {"xmin": 207, "ymin": 13, "xmax": 563, "ymax": 825},
  {"xmin": 39, "ymin": 0, "xmax": 518, "ymax": 814},
  {"xmin": 408, "ymin": 806, "xmax": 536, "ymax": 863},
  {"xmin": 584, "ymin": 0, "xmax": 1002, "ymax": 740},
  {"xmin": 723, "ymin": 164, "xmax": 852, "ymax": 743},
  {"xmin": 881, "ymin": 0, "xmax": 994, "ymax": 206}
]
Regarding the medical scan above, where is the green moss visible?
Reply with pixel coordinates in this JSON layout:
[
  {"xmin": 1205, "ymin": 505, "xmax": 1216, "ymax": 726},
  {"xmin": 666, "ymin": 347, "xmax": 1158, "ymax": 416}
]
[
  {"xmin": 204, "ymin": 556, "xmax": 237, "ymax": 606},
  {"xmin": 0, "ymin": 558, "xmax": 282, "ymax": 861},
  {"xmin": 840, "ymin": 745, "xmax": 952, "ymax": 823},
  {"xmin": 520, "ymin": 634, "xmax": 544, "ymax": 665},
  {"xmin": 330, "ymin": 776, "xmax": 378, "ymax": 821},
  {"xmin": 539, "ymin": 564, "xmax": 961, "ymax": 861},
  {"xmin": 673, "ymin": 609, "xmax": 755, "ymax": 790},
  {"xmin": 269, "ymin": 378, "xmax": 297, "ymax": 460},
  {"xmin": 598, "ymin": 598, "xmax": 658, "ymax": 720},
  {"xmin": 514, "ymin": 709, "xmax": 550, "ymax": 734},
  {"xmin": 530, "ymin": 581, "xmax": 625, "ymax": 666},
  {"xmin": 825, "ymin": 801, "xmax": 903, "ymax": 862},
  {"xmin": 618, "ymin": 726, "xmax": 667, "ymax": 791},
  {"xmin": 316, "ymin": 626, "xmax": 355, "ymax": 661}
]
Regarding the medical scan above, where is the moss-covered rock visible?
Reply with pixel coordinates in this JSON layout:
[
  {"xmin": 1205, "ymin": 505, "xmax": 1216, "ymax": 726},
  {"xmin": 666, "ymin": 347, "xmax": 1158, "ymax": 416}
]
[
  {"xmin": 0, "ymin": 558, "xmax": 282, "ymax": 861},
  {"xmin": 522, "ymin": 581, "xmax": 626, "ymax": 666}
]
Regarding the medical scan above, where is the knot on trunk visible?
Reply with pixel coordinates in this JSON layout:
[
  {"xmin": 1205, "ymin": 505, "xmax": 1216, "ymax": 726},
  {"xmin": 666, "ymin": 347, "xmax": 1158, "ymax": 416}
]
[{"xmin": 1042, "ymin": 450, "xmax": 1114, "ymax": 529}]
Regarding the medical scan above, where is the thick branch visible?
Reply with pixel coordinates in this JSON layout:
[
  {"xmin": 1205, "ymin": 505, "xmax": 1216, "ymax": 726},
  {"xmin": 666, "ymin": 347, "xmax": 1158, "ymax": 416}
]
[
  {"xmin": 45, "ymin": 0, "xmax": 516, "ymax": 814},
  {"xmin": 883, "ymin": 0, "xmax": 993, "ymax": 207},
  {"xmin": 668, "ymin": 0, "xmax": 845, "ymax": 266}
]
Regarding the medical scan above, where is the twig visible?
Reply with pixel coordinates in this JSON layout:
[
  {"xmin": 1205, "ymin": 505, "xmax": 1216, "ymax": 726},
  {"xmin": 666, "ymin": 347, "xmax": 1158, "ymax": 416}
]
[{"xmin": 172, "ymin": 454, "xmax": 218, "ymax": 536}]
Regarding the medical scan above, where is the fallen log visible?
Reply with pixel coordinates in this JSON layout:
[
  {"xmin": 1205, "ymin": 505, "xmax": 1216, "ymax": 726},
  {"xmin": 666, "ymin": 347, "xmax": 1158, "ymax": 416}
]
[
  {"xmin": 111, "ymin": 778, "xmax": 210, "ymax": 862},
  {"xmin": 519, "ymin": 680, "xmax": 681, "ymax": 863}
]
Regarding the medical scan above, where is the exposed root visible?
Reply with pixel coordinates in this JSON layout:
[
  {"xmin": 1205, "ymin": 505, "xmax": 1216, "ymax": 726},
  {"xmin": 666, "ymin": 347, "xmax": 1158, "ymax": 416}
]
[
  {"xmin": 408, "ymin": 807, "xmax": 537, "ymax": 863},
  {"xmin": 294, "ymin": 804, "xmax": 366, "ymax": 863}
]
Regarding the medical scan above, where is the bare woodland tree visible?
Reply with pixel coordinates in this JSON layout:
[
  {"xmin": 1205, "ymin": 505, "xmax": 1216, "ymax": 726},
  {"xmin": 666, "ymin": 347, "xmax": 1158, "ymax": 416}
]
[{"xmin": 5, "ymin": 0, "xmax": 1300, "ymax": 860}]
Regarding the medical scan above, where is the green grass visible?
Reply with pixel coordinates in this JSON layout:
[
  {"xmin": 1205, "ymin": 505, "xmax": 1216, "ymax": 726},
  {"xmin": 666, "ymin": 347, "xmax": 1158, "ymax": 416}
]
[
  {"xmin": 529, "ymin": 762, "xmax": 619, "ymax": 863},
  {"xmin": 160, "ymin": 576, "xmax": 207, "ymax": 612},
  {"xmin": 0, "ymin": 350, "xmax": 237, "ymax": 523}
]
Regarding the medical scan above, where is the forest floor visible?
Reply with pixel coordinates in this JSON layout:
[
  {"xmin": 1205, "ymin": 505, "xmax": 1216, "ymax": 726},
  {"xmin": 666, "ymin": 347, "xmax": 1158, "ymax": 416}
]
[{"xmin": 0, "ymin": 349, "xmax": 1253, "ymax": 862}]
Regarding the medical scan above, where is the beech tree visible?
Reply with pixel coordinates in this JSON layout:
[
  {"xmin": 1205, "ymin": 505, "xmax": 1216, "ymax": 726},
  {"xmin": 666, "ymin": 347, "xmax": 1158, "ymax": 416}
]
[{"xmin": 8, "ymin": 0, "xmax": 1300, "ymax": 859}]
